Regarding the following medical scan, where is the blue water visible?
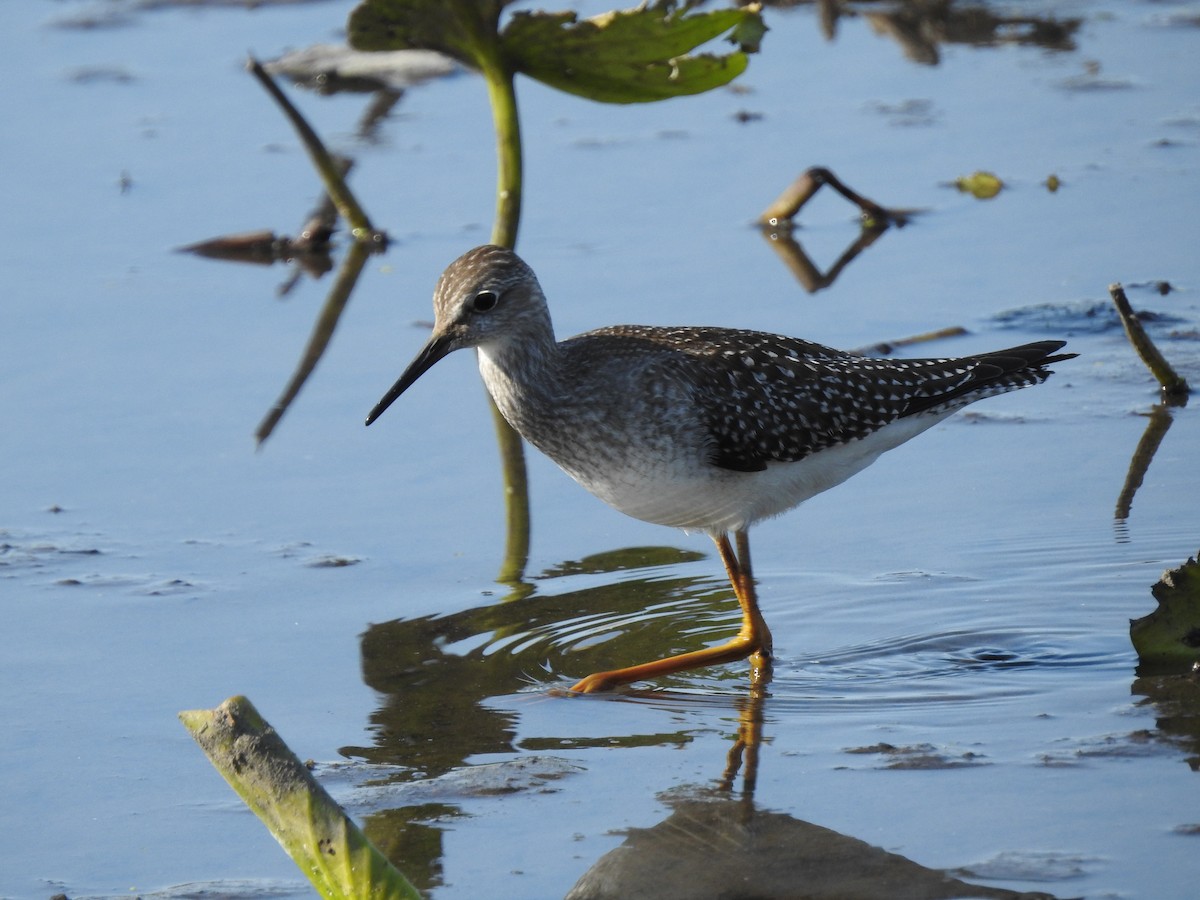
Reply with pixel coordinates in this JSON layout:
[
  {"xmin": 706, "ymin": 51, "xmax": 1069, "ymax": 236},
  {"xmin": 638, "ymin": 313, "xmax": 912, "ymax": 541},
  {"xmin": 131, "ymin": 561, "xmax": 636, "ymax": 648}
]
[{"xmin": 3, "ymin": 1, "xmax": 1199, "ymax": 897}]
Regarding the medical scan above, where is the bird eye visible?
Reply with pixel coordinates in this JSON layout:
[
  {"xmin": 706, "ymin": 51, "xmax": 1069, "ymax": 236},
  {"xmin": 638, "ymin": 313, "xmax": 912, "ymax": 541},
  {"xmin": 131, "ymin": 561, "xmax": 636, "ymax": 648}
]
[{"xmin": 472, "ymin": 290, "xmax": 498, "ymax": 312}]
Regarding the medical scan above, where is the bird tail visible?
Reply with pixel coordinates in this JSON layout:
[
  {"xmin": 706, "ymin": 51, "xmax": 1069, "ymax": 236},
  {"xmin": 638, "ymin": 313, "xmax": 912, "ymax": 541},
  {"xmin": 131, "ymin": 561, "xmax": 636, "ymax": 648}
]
[
  {"xmin": 986, "ymin": 340, "xmax": 1077, "ymax": 370},
  {"xmin": 902, "ymin": 340, "xmax": 1076, "ymax": 417}
]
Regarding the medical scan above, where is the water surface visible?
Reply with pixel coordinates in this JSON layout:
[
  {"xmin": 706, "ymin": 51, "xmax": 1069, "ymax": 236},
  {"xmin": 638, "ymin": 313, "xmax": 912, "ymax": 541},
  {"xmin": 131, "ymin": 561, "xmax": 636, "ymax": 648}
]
[{"xmin": 3, "ymin": 1, "xmax": 1199, "ymax": 897}]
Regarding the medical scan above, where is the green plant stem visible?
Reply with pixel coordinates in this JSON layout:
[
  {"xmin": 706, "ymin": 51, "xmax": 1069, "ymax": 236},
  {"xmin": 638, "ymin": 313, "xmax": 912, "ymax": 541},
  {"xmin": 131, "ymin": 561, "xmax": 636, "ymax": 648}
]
[
  {"xmin": 180, "ymin": 696, "xmax": 419, "ymax": 900},
  {"xmin": 480, "ymin": 55, "xmax": 531, "ymax": 582},
  {"xmin": 483, "ymin": 61, "xmax": 523, "ymax": 249}
]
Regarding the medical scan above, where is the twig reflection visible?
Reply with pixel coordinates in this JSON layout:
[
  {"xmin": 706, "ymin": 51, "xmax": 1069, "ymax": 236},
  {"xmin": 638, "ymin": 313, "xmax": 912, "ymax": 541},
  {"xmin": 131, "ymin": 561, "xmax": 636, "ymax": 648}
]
[
  {"xmin": 1114, "ymin": 403, "xmax": 1176, "ymax": 531},
  {"xmin": 760, "ymin": 219, "xmax": 889, "ymax": 294},
  {"xmin": 799, "ymin": 0, "xmax": 1080, "ymax": 65},
  {"xmin": 256, "ymin": 239, "xmax": 375, "ymax": 445}
]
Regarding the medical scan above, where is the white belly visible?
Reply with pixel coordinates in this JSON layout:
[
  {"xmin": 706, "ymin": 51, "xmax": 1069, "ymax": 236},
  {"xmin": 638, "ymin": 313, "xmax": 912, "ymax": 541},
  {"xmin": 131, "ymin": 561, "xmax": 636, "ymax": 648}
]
[{"xmin": 568, "ymin": 412, "xmax": 952, "ymax": 534}]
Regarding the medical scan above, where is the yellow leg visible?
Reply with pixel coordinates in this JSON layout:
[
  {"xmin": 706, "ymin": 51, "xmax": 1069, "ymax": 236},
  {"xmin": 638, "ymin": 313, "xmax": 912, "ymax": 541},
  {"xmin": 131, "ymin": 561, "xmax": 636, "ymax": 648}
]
[{"xmin": 570, "ymin": 529, "xmax": 774, "ymax": 693}]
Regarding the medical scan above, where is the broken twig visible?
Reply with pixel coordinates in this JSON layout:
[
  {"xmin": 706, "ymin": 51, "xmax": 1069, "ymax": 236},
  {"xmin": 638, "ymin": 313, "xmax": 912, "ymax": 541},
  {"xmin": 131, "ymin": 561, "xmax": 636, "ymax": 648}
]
[
  {"xmin": 247, "ymin": 56, "xmax": 387, "ymax": 246},
  {"xmin": 1110, "ymin": 282, "xmax": 1189, "ymax": 402},
  {"xmin": 759, "ymin": 166, "xmax": 912, "ymax": 229}
]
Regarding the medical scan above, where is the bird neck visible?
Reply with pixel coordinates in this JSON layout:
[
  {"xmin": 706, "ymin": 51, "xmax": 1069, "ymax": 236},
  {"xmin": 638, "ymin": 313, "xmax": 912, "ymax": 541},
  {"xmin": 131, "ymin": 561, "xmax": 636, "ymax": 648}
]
[{"xmin": 476, "ymin": 319, "xmax": 561, "ymax": 422}]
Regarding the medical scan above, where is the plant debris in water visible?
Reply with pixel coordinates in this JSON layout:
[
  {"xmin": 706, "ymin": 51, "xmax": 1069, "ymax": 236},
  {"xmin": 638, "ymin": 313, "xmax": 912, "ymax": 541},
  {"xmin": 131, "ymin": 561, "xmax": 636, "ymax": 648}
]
[
  {"xmin": 954, "ymin": 169, "xmax": 1004, "ymax": 198},
  {"xmin": 1131, "ymin": 551, "xmax": 1200, "ymax": 672}
]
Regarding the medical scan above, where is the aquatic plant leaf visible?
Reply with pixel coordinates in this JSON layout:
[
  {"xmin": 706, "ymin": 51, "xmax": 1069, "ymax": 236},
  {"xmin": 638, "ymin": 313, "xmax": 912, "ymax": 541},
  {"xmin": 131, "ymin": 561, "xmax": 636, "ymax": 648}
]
[
  {"xmin": 955, "ymin": 170, "xmax": 1004, "ymax": 199},
  {"xmin": 348, "ymin": 0, "xmax": 510, "ymax": 60},
  {"xmin": 348, "ymin": 0, "xmax": 764, "ymax": 104},
  {"xmin": 502, "ymin": 3, "xmax": 762, "ymax": 103},
  {"xmin": 1131, "ymin": 551, "xmax": 1200, "ymax": 671}
]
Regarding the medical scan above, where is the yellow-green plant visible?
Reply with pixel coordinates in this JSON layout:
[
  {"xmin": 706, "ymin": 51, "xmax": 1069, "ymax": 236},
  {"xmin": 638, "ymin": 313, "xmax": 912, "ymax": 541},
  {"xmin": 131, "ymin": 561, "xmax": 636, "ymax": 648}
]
[{"xmin": 182, "ymin": 696, "xmax": 420, "ymax": 900}]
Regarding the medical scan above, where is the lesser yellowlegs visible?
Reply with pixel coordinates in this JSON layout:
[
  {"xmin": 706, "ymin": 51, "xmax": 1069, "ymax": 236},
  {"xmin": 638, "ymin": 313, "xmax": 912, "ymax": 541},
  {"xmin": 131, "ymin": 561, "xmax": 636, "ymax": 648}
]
[{"xmin": 366, "ymin": 245, "xmax": 1074, "ymax": 693}]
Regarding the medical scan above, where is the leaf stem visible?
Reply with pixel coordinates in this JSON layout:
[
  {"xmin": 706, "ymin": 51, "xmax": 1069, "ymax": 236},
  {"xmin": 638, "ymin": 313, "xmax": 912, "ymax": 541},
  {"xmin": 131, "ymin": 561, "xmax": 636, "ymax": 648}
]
[
  {"xmin": 482, "ymin": 60, "xmax": 523, "ymax": 249},
  {"xmin": 480, "ymin": 54, "xmax": 530, "ymax": 581}
]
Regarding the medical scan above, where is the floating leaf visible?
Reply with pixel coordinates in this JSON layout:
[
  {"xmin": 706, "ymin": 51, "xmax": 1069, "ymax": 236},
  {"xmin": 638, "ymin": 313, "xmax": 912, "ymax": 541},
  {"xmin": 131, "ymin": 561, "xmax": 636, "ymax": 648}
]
[
  {"xmin": 348, "ymin": 0, "xmax": 764, "ymax": 104},
  {"xmin": 954, "ymin": 170, "xmax": 1004, "ymax": 199}
]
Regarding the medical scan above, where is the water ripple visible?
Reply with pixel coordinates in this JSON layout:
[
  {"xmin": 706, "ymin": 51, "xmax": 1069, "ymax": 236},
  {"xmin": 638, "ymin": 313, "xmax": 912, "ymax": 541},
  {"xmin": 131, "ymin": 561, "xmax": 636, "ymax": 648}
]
[{"xmin": 505, "ymin": 595, "xmax": 1130, "ymax": 713}]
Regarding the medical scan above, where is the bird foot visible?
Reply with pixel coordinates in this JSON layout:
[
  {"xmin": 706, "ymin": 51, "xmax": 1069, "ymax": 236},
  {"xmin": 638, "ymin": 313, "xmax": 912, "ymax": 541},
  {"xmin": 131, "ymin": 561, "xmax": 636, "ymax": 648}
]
[
  {"xmin": 567, "ymin": 635, "xmax": 771, "ymax": 694},
  {"xmin": 568, "ymin": 673, "xmax": 616, "ymax": 694}
]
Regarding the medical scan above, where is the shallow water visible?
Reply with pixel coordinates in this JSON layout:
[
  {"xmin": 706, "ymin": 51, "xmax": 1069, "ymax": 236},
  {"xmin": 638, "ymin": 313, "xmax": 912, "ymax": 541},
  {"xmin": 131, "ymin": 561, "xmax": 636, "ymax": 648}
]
[{"xmin": 3, "ymin": 0, "xmax": 1200, "ymax": 898}]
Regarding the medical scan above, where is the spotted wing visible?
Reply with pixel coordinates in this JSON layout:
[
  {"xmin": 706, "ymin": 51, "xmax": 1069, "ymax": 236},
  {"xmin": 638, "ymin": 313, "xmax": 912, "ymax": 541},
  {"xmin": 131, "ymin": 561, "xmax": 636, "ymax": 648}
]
[
  {"xmin": 691, "ymin": 333, "xmax": 938, "ymax": 472},
  {"xmin": 585, "ymin": 326, "xmax": 1070, "ymax": 474}
]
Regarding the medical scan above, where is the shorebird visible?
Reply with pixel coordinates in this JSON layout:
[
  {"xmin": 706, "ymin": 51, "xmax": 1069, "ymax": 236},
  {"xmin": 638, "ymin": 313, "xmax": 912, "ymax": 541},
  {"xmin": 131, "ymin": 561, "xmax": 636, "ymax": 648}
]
[{"xmin": 366, "ymin": 244, "xmax": 1073, "ymax": 693}]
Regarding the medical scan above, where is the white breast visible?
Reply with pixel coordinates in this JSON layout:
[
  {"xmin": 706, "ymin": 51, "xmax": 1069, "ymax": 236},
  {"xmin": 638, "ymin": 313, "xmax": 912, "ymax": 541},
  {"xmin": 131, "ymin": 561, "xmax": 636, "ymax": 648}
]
[{"xmin": 568, "ymin": 411, "xmax": 951, "ymax": 534}]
